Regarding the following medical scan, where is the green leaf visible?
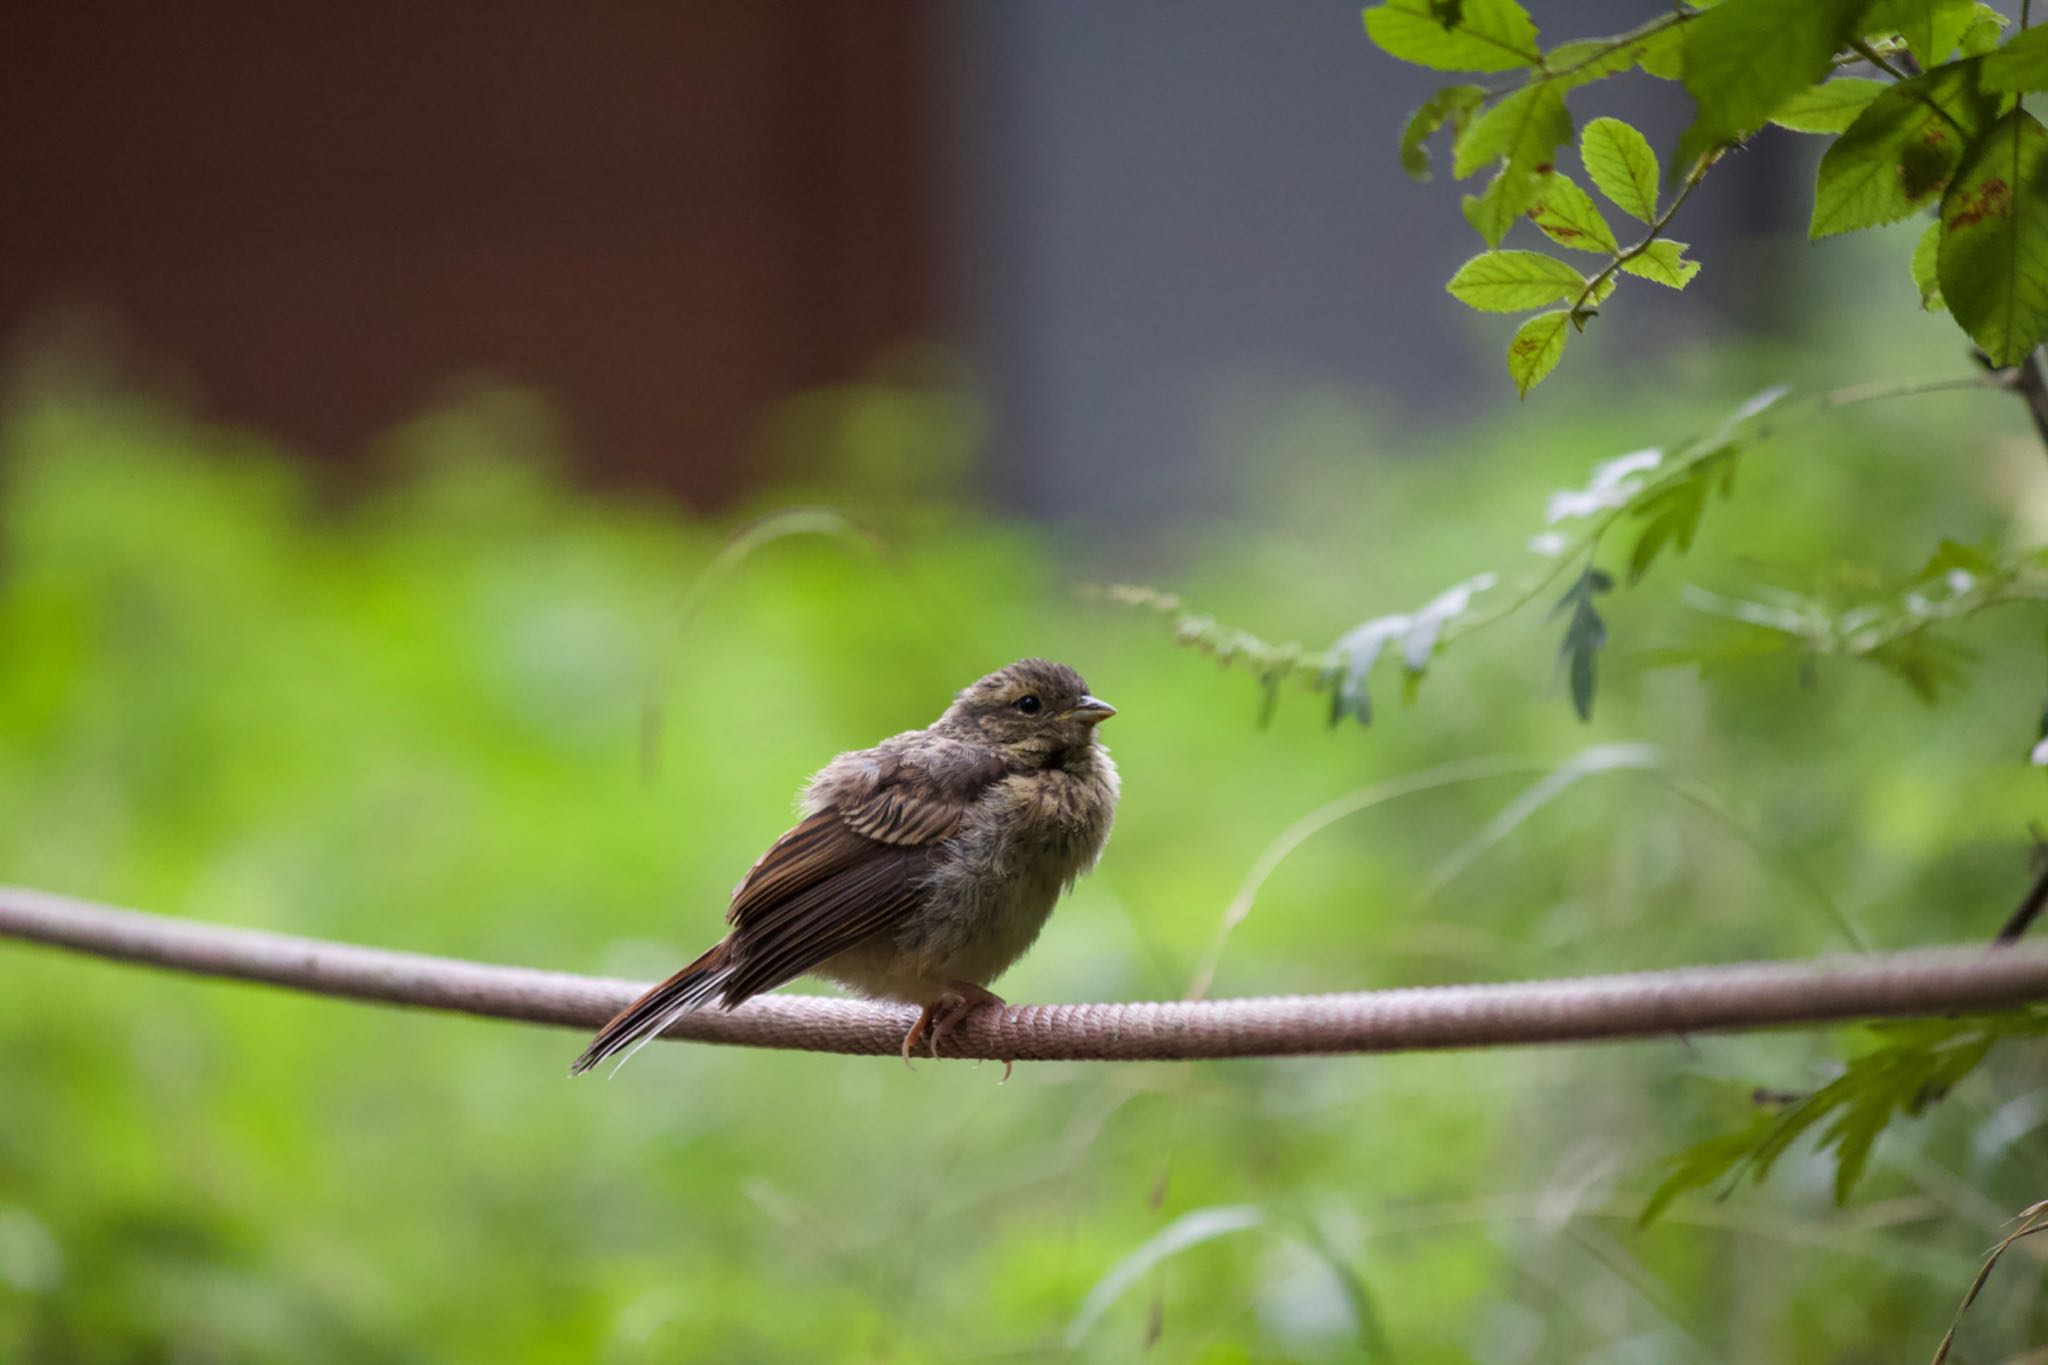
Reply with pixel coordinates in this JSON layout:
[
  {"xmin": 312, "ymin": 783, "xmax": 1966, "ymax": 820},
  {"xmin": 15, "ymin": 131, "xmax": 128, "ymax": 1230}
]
[
  {"xmin": 1639, "ymin": 1112, "xmax": 1777, "ymax": 1227},
  {"xmin": 1446, "ymin": 251, "xmax": 1586, "ymax": 311},
  {"xmin": 1912, "ymin": 217, "xmax": 1946, "ymax": 309},
  {"xmin": 1460, "ymin": 164, "xmax": 1534, "ymax": 247},
  {"xmin": 1619, "ymin": 239, "xmax": 1702, "ymax": 289},
  {"xmin": 1453, "ymin": 80, "xmax": 1571, "ymax": 179},
  {"xmin": 1960, "ymin": 5, "xmax": 2009, "ymax": 57},
  {"xmin": 1544, "ymin": 35, "xmax": 1657, "ymax": 90},
  {"xmin": 1507, "ymin": 310, "xmax": 1570, "ymax": 396},
  {"xmin": 1399, "ymin": 84, "xmax": 1488, "ymax": 180},
  {"xmin": 1580, "ymin": 117, "xmax": 1660, "ymax": 223},
  {"xmin": 1551, "ymin": 569, "xmax": 1612, "ymax": 721},
  {"xmin": 1634, "ymin": 24, "xmax": 1686, "ymax": 81},
  {"xmin": 1526, "ymin": 172, "xmax": 1619, "ymax": 253},
  {"xmin": 1866, "ymin": 0, "xmax": 1978, "ymax": 70},
  {"xmin": 1677, "ymin": 0, "xmax": 1873, "ymax": 170},
  {"xmin": 1810, "ymin": 60, "xmax": 1997, "ymax": 239},
  {"xmin": 1938, "ymin": 108, "xmax": 2048, "ymax": 366},
  {"xmin": 1452, "ymin": 82, "xmax": 1572, "ymax": 246},
  {"xmin": 1984, "ymin": 25, "xmax": 2048, "ymax": 93},
  {"xmin": 1363, "ymin": 0, "xmax": 1540, "ymax": 72},
  {"xmin": 1769, "ymin": 78, "xmax": 1888, "ymax": 135}
]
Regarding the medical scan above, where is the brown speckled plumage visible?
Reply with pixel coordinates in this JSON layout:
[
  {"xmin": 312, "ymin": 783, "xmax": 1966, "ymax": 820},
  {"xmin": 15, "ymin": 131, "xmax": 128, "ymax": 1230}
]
[{"xmin": 573, "ymin": 659, "xmax": 1119, "ymax": 1073}]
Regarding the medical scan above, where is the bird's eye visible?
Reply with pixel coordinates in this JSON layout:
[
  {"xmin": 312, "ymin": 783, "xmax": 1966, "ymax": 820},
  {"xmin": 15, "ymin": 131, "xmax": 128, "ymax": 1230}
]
[{"xmin": 1014, "ymin": 695, "xmax": 1042, "ymax": 714}]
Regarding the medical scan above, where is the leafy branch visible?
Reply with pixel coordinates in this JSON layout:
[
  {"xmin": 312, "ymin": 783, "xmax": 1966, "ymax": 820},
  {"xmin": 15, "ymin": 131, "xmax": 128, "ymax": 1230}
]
[
  {"xmin": 1640, "ymin": 1010, "xmax": 2048, "ymax": 1225},
  {"xmin": 1100, "ymin": 369, "xmax": 2017, "ymax": 728},
  {"xmin": 1668, "ymin": 540, "xmax": 2048, "ymax": 708},
  {"xmin": 1373, "ymin": 0, "xmax": 2043, "ymax": 392},
  {"xmin": 1567, "ymin": 150, "xmax": 1714, "ymax": 325}
]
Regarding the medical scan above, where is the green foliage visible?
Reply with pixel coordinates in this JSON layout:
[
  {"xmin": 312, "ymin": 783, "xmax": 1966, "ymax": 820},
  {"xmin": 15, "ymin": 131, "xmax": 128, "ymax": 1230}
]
[
  {"xmin": 1983, "ymin": 23, "xmax": 2048, "ymax": 92},
  {"xmin": 1768, "ymin": 77, "xmax": 1888, "ymax": 135},
  {"xmin": 1398, "ymin": 82, "xmax": 1486, "ymax": 179},
  {"xmin": 1809, "ymin": 61, "xmax": 1996, "ymax": 240},
  {"xmin": 1579, "ymin": 115, "xmax": 1660, "ymax": 223},
  {"xmin": 1938, "ymin": 108, "xmax": 2048, "ymax": 366},
  {"xmin": 1674, "ymin": 537, "xmax": 2048, "ymax": 706},
  {"xmin": 1642, "ymin": 1011, "xmax": 2048, "ymax": 1225},
  {"xmin": 1453, "ymin": 83, "xmax": 1574, "ymax": 246},
  {"xmin": 1618, "ymin": 238, "xmax": 1700, "ymax": 289},
  {"xmin": 1364, "ymin": 0, "xmax": 2048, "ymax": 390},
  {"xmin": 1869, "ymin": 0, "xmax": 1979, "ymax": 70},
  {"xmin": 1550, "ymin": 567, "xmax": 1611, "ymax": 721},
  {"xmin": 10, "ymin": 354, "xmax": 2048, "ymax": 1360},
  {"xmin": 1672, "ymin": 0, "xmax": 1871, "ymax": 171},
  {"xmin": 1525, "ymin": 172, "xmax": 1617, "ymax": 253},
  {"xmin": 1362, "ymin": 0, "xmax": 1539, "ymax": 73},
  {"xmin": 1445, "ymin": 249, "xmax": 1586, "ymax": 310},
  {"xmin": 1507, "ymin": 309, "xmax": 1570, "ymax": 395},
  {"xmin": 1913, "ymin": 217, "xmax": 1947, "ymax": 309}
]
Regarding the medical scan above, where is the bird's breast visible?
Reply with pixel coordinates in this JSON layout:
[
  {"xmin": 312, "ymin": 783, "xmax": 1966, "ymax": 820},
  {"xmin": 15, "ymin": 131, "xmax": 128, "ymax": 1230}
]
[{"xmin": 899, "ymin": 751, "xmax": 1118, "ymax": 986}]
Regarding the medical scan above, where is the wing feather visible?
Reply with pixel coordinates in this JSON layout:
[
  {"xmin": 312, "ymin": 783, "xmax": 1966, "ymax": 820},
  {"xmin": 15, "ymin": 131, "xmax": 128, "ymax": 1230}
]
[{"xmin": 710, "ymin": 741, "xmax": 1010, "ymax": 1006}]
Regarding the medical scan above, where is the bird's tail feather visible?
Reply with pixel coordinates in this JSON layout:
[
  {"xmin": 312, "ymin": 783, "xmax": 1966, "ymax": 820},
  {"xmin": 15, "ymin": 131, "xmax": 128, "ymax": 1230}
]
[{"xmin": 571, "ymin": 943, "xmax": 733, "ymax": 1076}]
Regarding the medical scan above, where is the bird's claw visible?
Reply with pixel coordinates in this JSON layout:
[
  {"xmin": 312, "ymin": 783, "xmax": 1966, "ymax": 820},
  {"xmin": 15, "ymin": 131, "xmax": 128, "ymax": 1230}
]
[
  {"xmin": 901, "ymin": 1003, "xmax": 939, "ymax": 1070},
  {"xmin": 898, "ymin": 985, "xmax": 1008, "ymax": 1071}
]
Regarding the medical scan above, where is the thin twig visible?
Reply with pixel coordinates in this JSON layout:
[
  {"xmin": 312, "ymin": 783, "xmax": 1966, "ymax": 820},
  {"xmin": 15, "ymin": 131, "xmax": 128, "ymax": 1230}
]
[
  {"xmin": 1995, "ymin": 841, "xmax": 2048, "ymax": 946},
  {"xmin": 1483, "ymin": 8, "xmax": 1700, "ymax": 98},
  {"xmin": 6, "ymin": 888, "xmax": 2048, "ymax": 1063},
  {"xmin": 1972, "ymin": 347, "xmax": 2048, "ymax": 457},
  {"xmin": 1569, "ymin": 152, "xmax": 1716, "ymax": 324}
]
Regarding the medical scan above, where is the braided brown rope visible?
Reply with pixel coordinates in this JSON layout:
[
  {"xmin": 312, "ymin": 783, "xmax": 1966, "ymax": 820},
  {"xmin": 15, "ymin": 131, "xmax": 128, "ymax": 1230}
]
[{"xmin": 4, "ymin": 886, "xmax": 2048, "ymax": 1062}]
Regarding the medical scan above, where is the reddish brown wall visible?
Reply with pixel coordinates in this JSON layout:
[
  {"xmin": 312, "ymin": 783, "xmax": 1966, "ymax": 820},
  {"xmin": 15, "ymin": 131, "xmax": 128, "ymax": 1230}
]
[{"xmin": 2, "ymin": 4, "xmax": 935, "ymax": 502}]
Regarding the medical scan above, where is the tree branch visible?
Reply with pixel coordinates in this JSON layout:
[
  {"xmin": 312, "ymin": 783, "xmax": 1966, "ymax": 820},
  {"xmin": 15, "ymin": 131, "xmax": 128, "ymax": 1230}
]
[{"xmin": 6, "ymin": 888, "xmax": 2048, "ymax": 1063}]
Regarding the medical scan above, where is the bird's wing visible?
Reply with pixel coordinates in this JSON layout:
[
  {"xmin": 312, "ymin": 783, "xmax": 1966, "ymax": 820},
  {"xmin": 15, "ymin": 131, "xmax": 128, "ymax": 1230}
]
[{"xmin": 714, "ymin": 741, "xmax": 1008, "ymax": 1003}]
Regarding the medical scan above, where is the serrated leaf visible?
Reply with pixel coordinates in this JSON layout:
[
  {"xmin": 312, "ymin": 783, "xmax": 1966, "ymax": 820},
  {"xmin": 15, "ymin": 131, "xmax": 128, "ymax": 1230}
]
[
  {"xmin": 1866, "ymin": 0, "xmax": 1977, "ymax": 70},
  {"xmin": 1399, "ymin": 84, "xmax": 1488, "ymax": 180},
  {"xmin": 1938, "ymin": 108, "xmax": 2048, "ymax": 366},
  {"xmin": 1984, "ymin": 25, "xmax": 2048, "ymax": 93},
  {"xmin": 1363, "ymin": 0, "xmax": 1540, "ymax": 72},
  {"xmin": 1912, "ymin": 217, "xmax": 1946, "ymax": 309},
  {"xmin": 1526, "ymin": 172, "xmax": 1619, "ymax": 253},
  {"xmin": 1960, "ymin": 5, "xmax": 2009, "ymax": 57},
  {"xmin": 1461, "ymin": 163, "xmax": 1541, "ymax": 247},
  {"xmin": 1810, "ymin": 60, "xmax": 1997, "ymax": 239},
  {"xmin": 1507, "ymin": 310, "xmax": 1569, "ymax": 396},
  {"xmin": 1769, "ymin": 78, "xmax": 1888, "ymax": 135},
  {"xmin": 1552, "ymin": 570, "xmax": 1611, "ymax": 721},
  {"xmin": 1446, "ymin": 251, "xmax": 1586, "ymax": 311},
  {"xmin": 1580, "ymin": 117, "xmax": 1660, "ymax": 222},
  {"xmin": 1619, "ymin": 239, "xmax": 1701, "ymax": 289},
  {"xmin": 1677, "ymin": 0, "xmax": 1873, "ymax": 170},
  {"xmin": 1639, "ymin": 1115, "xmax": 1776, "ymax": 1227},
  {"xmin": 1453, "ymin": 80, "xmax": 1571, "ymax": 179}
]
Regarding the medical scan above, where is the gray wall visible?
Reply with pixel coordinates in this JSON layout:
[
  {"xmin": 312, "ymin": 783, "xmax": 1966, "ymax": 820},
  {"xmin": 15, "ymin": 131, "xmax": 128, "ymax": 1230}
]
[{"xmin": 938, "ymin": 2, "xmax": 1805, "ymax": 522}]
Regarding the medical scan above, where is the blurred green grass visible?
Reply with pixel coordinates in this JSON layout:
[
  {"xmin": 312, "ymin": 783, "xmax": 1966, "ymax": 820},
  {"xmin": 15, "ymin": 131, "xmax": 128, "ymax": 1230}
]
[{"xmin": 3, "ymin": 354, "xmax": 2048, "ymax": 1363}]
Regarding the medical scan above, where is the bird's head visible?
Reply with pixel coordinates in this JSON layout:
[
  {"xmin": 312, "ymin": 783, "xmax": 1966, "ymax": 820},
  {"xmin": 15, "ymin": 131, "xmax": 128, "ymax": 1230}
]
[{"xmin": 940, "ymin": 658, "xmax": 1115, "ymax": 766}]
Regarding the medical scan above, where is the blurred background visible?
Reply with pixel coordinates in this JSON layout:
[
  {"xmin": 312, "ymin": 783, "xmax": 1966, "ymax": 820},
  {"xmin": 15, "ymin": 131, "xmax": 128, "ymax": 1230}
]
[{"xmin": 4, "ymin": 3, "xmax": 2047, "ymax": 1362}]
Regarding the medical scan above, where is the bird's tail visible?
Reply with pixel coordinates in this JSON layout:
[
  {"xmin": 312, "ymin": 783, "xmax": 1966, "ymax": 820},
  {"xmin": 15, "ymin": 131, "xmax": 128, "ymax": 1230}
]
[{"xmin": 570, "ymin": 941, "xmax": 734, "ymax": 1076}]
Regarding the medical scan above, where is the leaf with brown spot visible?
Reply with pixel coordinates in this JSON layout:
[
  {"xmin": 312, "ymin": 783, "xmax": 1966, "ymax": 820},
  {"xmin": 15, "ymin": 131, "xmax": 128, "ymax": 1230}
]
[
  {"xmin": 1525, "ymin": 171, "xmax": 1618, "ymax": 254},
  {"xmin": 1811, "ymin": 59, "xmax": 1996, "ymax": 239},
  {"xmin": 1938, "ymin": 108, "xmax": 2048, "ymax": 365}
]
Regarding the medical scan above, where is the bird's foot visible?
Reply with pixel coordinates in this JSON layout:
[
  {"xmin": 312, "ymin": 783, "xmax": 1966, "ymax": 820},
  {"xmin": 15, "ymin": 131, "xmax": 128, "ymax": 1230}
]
[
  {"xmin": 928, "ymin": 982, "xmax": 1008, "ymax": 1065},
  {"xmin": 898, "ymin": 984, "xmax": 1013, "ymax": 1074},
  {"xmin": 901, "ymin": 1002, "xmax": 940, "ymax": 1070}
]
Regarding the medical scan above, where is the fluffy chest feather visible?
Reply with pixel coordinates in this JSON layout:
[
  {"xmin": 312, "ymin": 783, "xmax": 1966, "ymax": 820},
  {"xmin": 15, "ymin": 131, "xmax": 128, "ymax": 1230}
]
[{"xmin": 899, "ymin": 747, "xmax": 1120, "ymax": 985}]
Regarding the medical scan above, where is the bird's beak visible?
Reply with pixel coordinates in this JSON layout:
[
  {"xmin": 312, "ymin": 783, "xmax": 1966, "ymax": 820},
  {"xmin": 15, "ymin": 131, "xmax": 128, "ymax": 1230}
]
[{"xmin": 1065, "ymin": 696, "xmax": 1117, "ymax": 725}]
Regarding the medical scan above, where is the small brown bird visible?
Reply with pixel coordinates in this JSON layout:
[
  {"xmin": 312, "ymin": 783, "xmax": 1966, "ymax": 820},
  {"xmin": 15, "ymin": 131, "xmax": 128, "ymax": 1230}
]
[{"xmin": 572, "ymin": 659, "xmax": 1120, "ymax": 1074}]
